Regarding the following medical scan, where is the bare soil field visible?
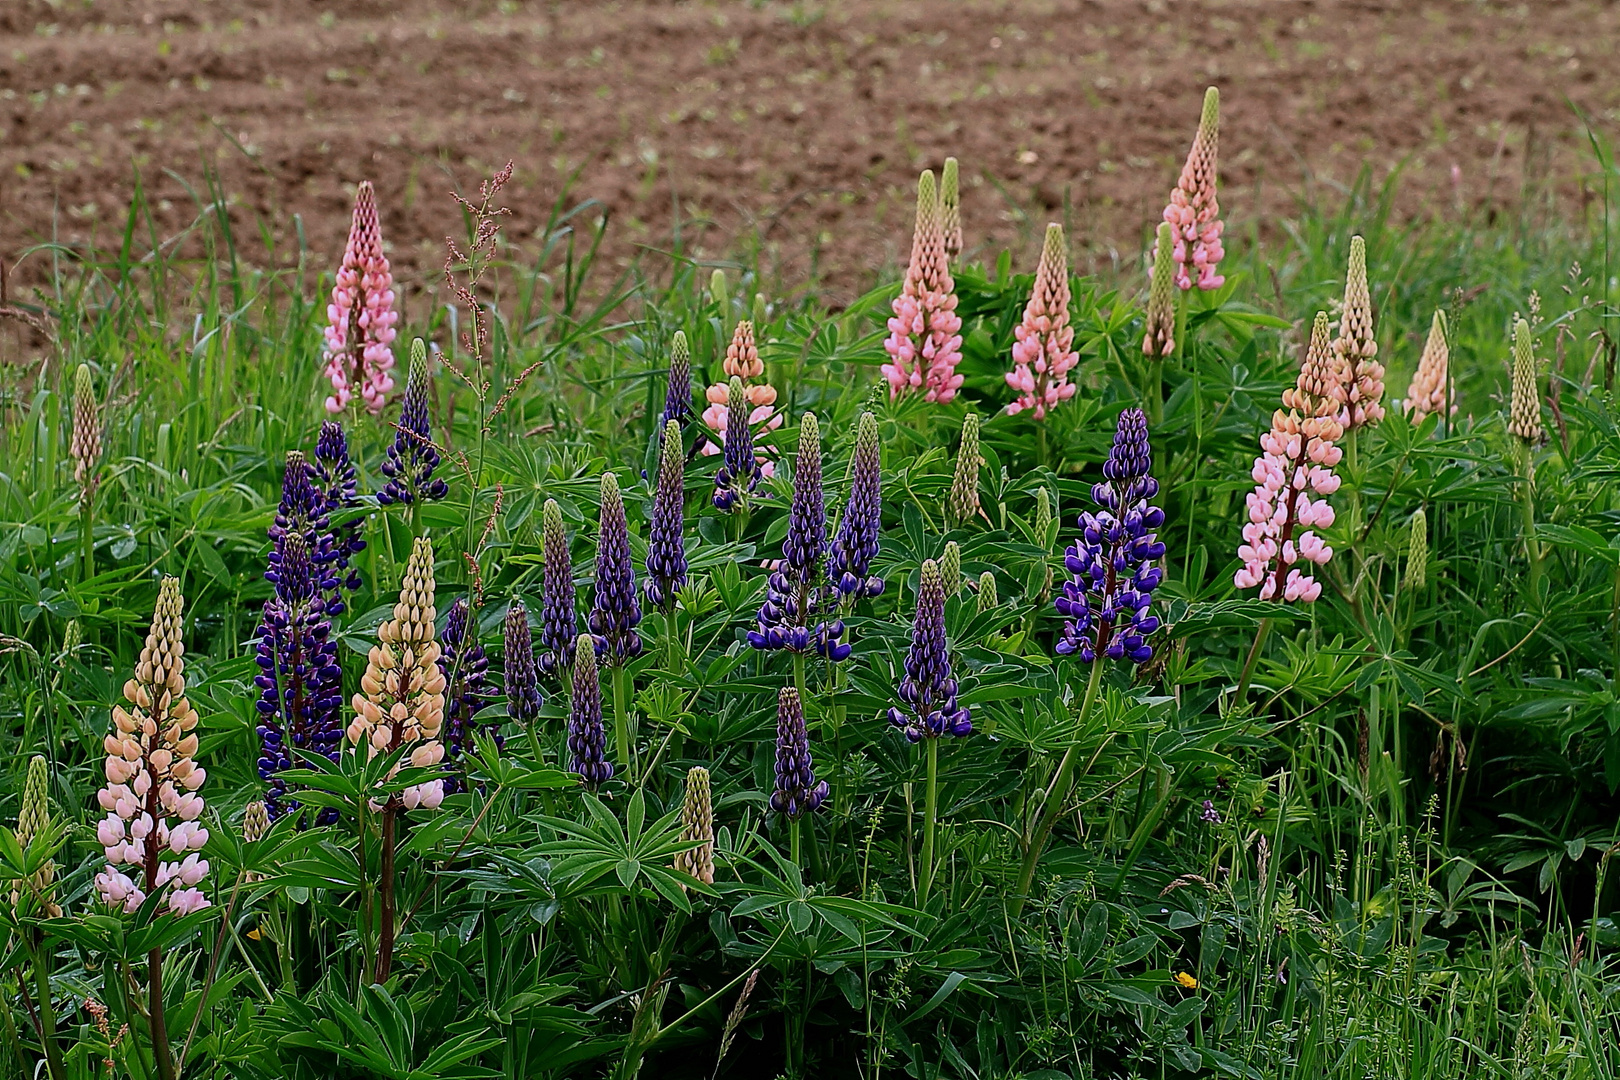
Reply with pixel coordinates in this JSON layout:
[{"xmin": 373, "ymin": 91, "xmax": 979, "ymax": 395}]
[{"xmin": 2, "ymin": 0, "xmax": 1617, "ymax": 304}]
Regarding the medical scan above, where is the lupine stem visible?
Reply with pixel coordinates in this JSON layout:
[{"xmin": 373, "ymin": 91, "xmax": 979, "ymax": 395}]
[
  {"xmin": 1519, "ymin": 449, "xmax": 1541, "ymax": 591},
  {"xmin": 920, "ymin": 736, "xmax": 940, "ymax": 906},
  {"xmin": 789, "ymin": 818, "xmax": 802, "ymax": 872},
  {"xmin": 79, "ymin": 502, "xmax": 93, "ymax": 582},
  {"xmin": 149, "ymin": 947, "xmax": 176, "ymax": 1080},
  {"xmin": 792, "ymin": 652, "xmax": 807, "ymax": 707},
  {"xmin": 613, "ymin": 666, "xmax": 633, "ymax": 781},
  {"xmin": 1013, "ymin": 658, "xmax": 1106, "ymax": 911},
  {"xmin": 1235, "ymin": 617, "xmax": 1274, "ymax": 705},
  {"xmin": 375, "ymin": 800, "xmax": 398, "ymax": 985},
  {"xmin": 27, "ymin": 938, "xmax": 64, "ymax": 1080}
]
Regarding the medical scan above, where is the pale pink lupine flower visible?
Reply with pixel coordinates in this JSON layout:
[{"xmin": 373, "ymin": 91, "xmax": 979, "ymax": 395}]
[
  {"xmin": 1405, "ymin": 309, "xmax": 1453, "ymax": 423},
  {"xmin": 1156, "ymin": 87, "xmax": 1225, "ymax": 292},
  {"xmin": 1333, "ymin": 235, "xmax": 1384, "ymax": 428},
  {"xmin": 700, "ymin": 320, "xmax": 783, "ymax": 479},
  {"xmin": 323, "ymin": 181, "xmax": 399, "ymax": 415},
  {"xmin": 882, "ymin": 170, "xmax": 965, "ymax": 403},
  {"xmin": 1233, "ymin": 313, "xmax": 1346, "ymax": 604},
  {"xmin": 1006, "ymin": 224, "xmax": 1079, "ymax": 419}
]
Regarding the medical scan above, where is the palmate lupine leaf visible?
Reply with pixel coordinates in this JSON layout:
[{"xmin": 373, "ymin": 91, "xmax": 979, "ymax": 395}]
[{"xmin": 534, "ymin": 789, "xmax": 713, "ymax": 911}]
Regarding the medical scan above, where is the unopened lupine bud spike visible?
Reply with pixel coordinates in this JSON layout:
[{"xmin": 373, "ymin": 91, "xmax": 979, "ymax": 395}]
[
  {"xmin": 567, "ymin": 634, "xmax": 613, "ymax": 787},
  {"xmin": 941, "ymin": 157, "xmax": 963, "ymax": 260},
  {"xmin": 1405, "ymin": 310, "xmax": 1451, "ymax": 423},
  {"xmin": 1034, "ymin": 487, "xmax": 1053, "ymax": 541},
  {"xmin": 1143, "ymin": 222, "xmax": 1178, "ymax": 357},
  {"xmin": 662, "ymin": 331, "xmax": 693, "ymax": 427},
  {"xmin": 1006, "ymin": 223, "xmax": 1079, "ymax": 419},
  {"xmin": 241, "ymin": 800, "xmax": 269, "ymax": 883},
  {"xmin": 976, "ymin": 571, "xmax": 998, "ymax": 613},
  {"xmin": 1405, "ymin": 509, "xmax": 1428, "ymax": 592},
  {"xmin": 941, "ymin": 541, "xmax": 962, "ymax": 596},
  {"xmin": 882, "ymin": 170, "xmax": 965, "ymax": 404},
  {"xmin": 71, "ymin": 363, "xmax": 102, "ymax": 497},
  {"xmin": 948, "ymin": 413, "xmax": 982, "ymax": 526},
  {"xmin": 590, "ymin": 472, "xmax": 643, "ymax": 665},
  {"xmin": 645, "ymin": 421, "xmax": 689, "ymax": 612},
  {"xmin": 15, "ymin": 755, "xmax": 60, "ymax": 917},
  {"xmin": 887, "ymin": 560, "xmax": 972, "ymax": 741},
  {"xmin": 322, "ymin": 180, "xmax": 398, "ymax": 415},
  {"xmin": 709, "ymin": 269, "xmax": 729, "ymax": 314},
  {"xmin": 771, "ymin": 687, "xmax": 828, "ymax": 819},
  {"xmin": 752, "ymin": 292, "xmax": 768, "ymax": 328},
  {"xmin": 538, "ymin": 499, "xmax": 579, "ymax": 677},
  {"xmin": 1334, "ymin": 236, "xmax": 1384, "ymax": 429},
  {"xmin": 1158, "ymin": 88, "xmax": 1225, "ymax": 293},
  {"xmin": 673, "ymin": 765, "xmax": 716, "ymax": 886},
  {"xmin": 376, "ymin": 340, "xmax": 449, "ymax": 506},
  {"xmin": 1508, "ymin": 318, "xmax": 1544, "ymax": 446}
]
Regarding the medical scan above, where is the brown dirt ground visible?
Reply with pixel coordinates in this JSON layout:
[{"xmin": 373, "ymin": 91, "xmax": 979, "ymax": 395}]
[{"xmin": 2, "ymin": 0, "xmax": 1618, "ymax": 309}]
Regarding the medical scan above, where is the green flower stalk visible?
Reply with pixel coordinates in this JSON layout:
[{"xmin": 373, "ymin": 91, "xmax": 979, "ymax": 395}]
[
  {"xmin": 709, "ymin": 268, "xmax": 729, "ymax": 317},
  {"xmin": 1142, "ymin": 222, "xmax": 1177, "ymax": 358},
  {"xmin": 948, "ymin": 413, "xmax": 981, "ymax": 527},
  {"xmin": 941, "ymin": 540, "xmax": 962, "ymax": 596},
  {"xmin": 16, "ymin": 755, "xmax": 60, "ymax": 918},
  {"xmin": 673, "ymin": 766, "xmax": 715, "ymax": 887},
  {"xmin": 941, "ymin": 156, "xmax": 963, "ymax": 260},
  {"xmin": 1405, "ymin": 509, "xmax": 1428, "ymax": 593},
  {"xmin": 976, "ymin": 572, "xmax": 998, "ymax": 613}
]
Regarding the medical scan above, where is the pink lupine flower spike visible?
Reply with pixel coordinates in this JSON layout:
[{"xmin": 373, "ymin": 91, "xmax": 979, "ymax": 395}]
[
  {"xmin": 1006, "ymin": 223, "xmax": 1079, "ymax": 419},
  {"xmin": 883, "ymin": 170, "xmax": 965, "ymax": 404},
  {"xmin": 323, "ymin": 180, "xmax": 399, "ymax": 415},
  {"xmin": 1157, "ymin": 87, "xmax": 1225, "ymax": 292}
]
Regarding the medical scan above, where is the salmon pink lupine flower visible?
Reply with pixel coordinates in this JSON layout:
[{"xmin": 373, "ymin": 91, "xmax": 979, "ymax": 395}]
[
  {"xmin": 701, "ymin": 320, "xmax": 782, "ymax": 478},
  {"xmin": 1334, "ymin": 236, "xmax": 1384, "ymax": 429},
  {"xmin": 883, "ymin": 170, "xmax": 965, "ymax": 403},
  {"xmin": 1157, "ymin": 88, "xmax": 1225, "ymax": 291},
  {"xmin": 1405, "ymin": 310, "xmax": 1452, "ymax": 423},
  {"xmin": 1007, "ymin": 223, "xmax": 1079, "ymax": 418},
  {"xmin": 1233, "ymin": 313, "xmax": 1346, "ymax": 603},
  {"xmin": 323, "ymin": 181, "xmax": 398, "ymax": 415}
]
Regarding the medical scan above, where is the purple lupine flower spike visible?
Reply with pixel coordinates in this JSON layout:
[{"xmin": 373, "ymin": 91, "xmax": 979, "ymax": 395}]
[
  {"xmin": 751, "ymin": 413, "xmax": 843, "ymax": 656},
  {"xmin": 888, "ymin": 559, "xmax": 972, "ymax": 742},
  {"xmin": 1055, "ymin": 408, "xmax": 1166, "ymax": 664},
  {"xmin": 827, "ymin": 410, "xmax": 884, "ymax": 602},
  {"xmin": 376, "ymin": 339, "xmax": 449, "ymax": 506},
  {"xmin": 644, "ymin": 421, "xmax": 688, "ymax": 612},
  {"xmin": 713, "ymin": 376, "xmax": 763, "ymax": 512},
  {"xmin": 266, "ymin": 451, "xmax": 331, "ymax": 587},
  {"xmin": 438, "ymin": 597, "xmax": 498, "ymax": 793},
  {"xmin": 254, "ymin": 531, "xmax": 344, "ymax": 822},
  {"xmin": 567, "ymin": 634, "xmax": 614, "ymax": 787},
  {"xmin": 771, "ymin": 686, "xmax": 828, "ymax": 819},
  {"xmin": 313, "ymin": 420, "xmax": 366, "ymax": 597},
  {"xmin": 537, "ymin": 499, "xmax": 578, "ymax": 677},
  {"xmin": 504, "ymin": 599, "xmax": 542, "ymax": 727},
  {"xmin": 661, "ymin": 330, "xmax": 693, "ymax": 428},
  {"xmin": 589, "ymin": 472, "xmax": 642, "ymax": 666}
]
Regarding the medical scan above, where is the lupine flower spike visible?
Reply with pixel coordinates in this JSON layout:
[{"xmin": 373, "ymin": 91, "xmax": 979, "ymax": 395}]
[
  {"xmin": 1334, "ymin": 236, "xmax": 1384, "ymax": 429},
  {"xmin": 702, "ymin": 321, "xmax": 782, "ymax": 475},
  {"xmin": 827, "ymin": 411, "xmax": 884, "ymax": 602},
  {"xmin": 1405, "ymin": 509, "xmax": 1428, "ymax": 592},
  {"xmin": 771, "ymin": 687, "xmax": 829, "ymax": 818},
  {"xmin": 883, "ymin": 170, "xmax": 965, "ymax": 403},
  {"xmin": 503, "ymin": 600, "xmax": 542, "ymax": 727},
  {"xmin": 888, "ymin": 560, "xmax": 972, "ymax": 741},
  {"xmin": 1142, "ymin": 222, "xmax": 1177, "ymax": 357},
  {"xmin": 976, "ymin": 571, "xmax": 998, "ymax": 613},
  {"xmin": 941, "ymin": 157, "xmax": 963, "ymax": 261},
  {"xmin": 1508, "ymin": 318, "xmax": 1544, "ymax": 447},
  {"xmin": 71, "ymin": 363, "xmax": 102, "ymax": 504},
  {"xmin": 347, "ymin": 536, "xmax": 447, "ymax": 811},
  {"xmin": 95, "ymin": 576, "xmax": 211, "ymax": 915},
  {"xmin": 1234, "ymin": 313, "xmax": 1345, "ymax": 603},
  {"xmin": 1055, "ymin": 409, "xmax": 1167, "ymax": 663},
  {"xmin": 1405, "ymin": 310, "xmax": 1452, "ymax": 423},
  {"xmin": 674, "ymin": 765, "xmax": 716, "ymax": 886},
  {"xmin": 377, "ymin": 340, "xmax": 449, "ymax": 506},
  {"xmin": 1158, "ymin": 87, "xmax": 1225, "ymax": 291},
  {"xmin": 537, "ymin": 499, "xmax": 579, "ymax": 677},
  {"xmin": 590, "ymin": 472, "xmax": 643, "ymax": 665},
  {"xmin": 16, "ymin": 755, "xmax": 61, "ymax": 917},
  {"xmin": 645, "ymin": 421, "xmax": 688, "ymax": 612},
  {"xmin": 313, "ymin": 421, "xmax": 365, "ymax": 595},
  {"xmin": 1006, "ymin": 223, "xmax": 1079, "ymax": 418},
  {"xmin": 941, "ymin": 541, "xmax": 962, "ymax": 596},
  {"xmin": 752, "ymin": 413, "xmax": 845, "ymax": 657},
  {"xmin": 948, "ymin": 413, "xmax": 982, "ymax": 527},
  {"xmin": 567, "ymin": 634, "xmax": 613, "ymax": 787},
  {"xmin": 323, "ymin": 180, "xmax": 398, "ymax": 414},
  {"xmin": 439, "ymin": 598, "xmax": 498, "ymax": 790},
  {"xmin": 662, "ymin": 331, "xmax": 694, "ymax": 428},
  {"xmin": 713, "ymin": 377, "xmax": 764, "ymax": 512}
]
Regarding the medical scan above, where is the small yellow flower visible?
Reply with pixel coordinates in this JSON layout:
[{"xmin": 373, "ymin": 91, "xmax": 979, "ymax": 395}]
[{"xmin": 1173, "ymin": 971, "xmax": 1199, "ymax": 990}]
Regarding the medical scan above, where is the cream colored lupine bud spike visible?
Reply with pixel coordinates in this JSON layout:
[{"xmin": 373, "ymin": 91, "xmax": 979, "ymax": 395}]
[
  {"xmin": 15, "ymin": 755, "xmax": 60, "ymax": 917},
  {"xmin": 976, "ymin": 571, "xmax": 998, "ymax": 613},
  {"xmin": 1286, "ymin": 312, "xmax": 1347, "ymax": 421},
  {"xmin": 752, "ymin": 292, "xmax": 767, "ymax": 328},
  {"xmin": 948, "ymin": 413, "xmax": 981, "ymax": 526},
  {"xmin": 673, "ymin": 766, "xmax": 715, "ymax": 887},
  {"xmin": 1034, "ymin": 487, "xmax": 1052, "ymax": 541},
  {"xmin": 1405, "ymin": 310, "xmax": 1451, "ymax": 423},
  {"xmin": 709, "ymin": 269, "xmax": 729, "ymax": 314},
  {"xmin": 1508, "ymin": 318, "xmax": 1544, "ymax": 446},
  {"xmin": 941, "ymin": 541, "xmax": 962, "ymax": 596},
  {"xmin": 1143, "ymin": 222, "xmax": 1177, "ymax": 358},
  {"xmin": 71, "ymin": 363, "xmax": 102, "ymax": 496},
  {"xmin": 1405, "ymin": 509, "xmax": 1428, "ymax": 592},
  {"xmin": 941, "ymin": 157, "xmax": 962, "ymax": 260},
  {"xmin": 242, "ymin": 800, "xmax": 270, "ymax": 883},
  {"xmin": 1333, "ymin": 236, "xmax": 1384, "ymax": 428}
]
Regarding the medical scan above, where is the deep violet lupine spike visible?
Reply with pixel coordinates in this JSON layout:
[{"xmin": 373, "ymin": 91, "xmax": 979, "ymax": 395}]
[
  {"xmin": 266, "ymin": 451, "xmax": 332, "ymax": 586},
  {"xmin": 827, "ymin": 411, "xmax": 884, "ymax": 602},
  {"xmin": 770, "ymin": 686, "xmax": 829, "ymax": 819},
  {"xmin": 1054, "ymin": 408, "xmax": 1167, "ymax": 663},
  {"xmin": 662, "ymin": 331, "xmax": 694, "ymax": 428},
  {"xmin": 713, "ymin": 377, "xmax": 763, "ymax": 512},
  {"xmin": 751, "ymin": 414, "xmax": 841, "ymax": 655},
  {"xmin": 537, "ymin": 499, "xmax": 579, "ymax": 677},
  {"xmin": 887, "ymin": 560, "xmax": 972, "ymax": 742},
  {"xmin": 376, "ymin": 340, "xmax": 449, "ymax": 506},
  {"xmin": 644, "ymin": 421, "xmax": 688, "ymax": 612},
  {"xmin": 438, "ymin": 598, "xmax": 499, "ymax": 794},
  {"xmin": 503, "ymin": 600, "xmax": 542, "ymax": 726},
  {"xmin": 567, "ymin": 634, "xmax": 613, "ymax": 787},
  {"xmin": 589, "ymin": 473, "xmax": 643, "ymax": 666},
  {"xmin": 313, "ymin": 420, "xmax": 366, "ymax": 597}
]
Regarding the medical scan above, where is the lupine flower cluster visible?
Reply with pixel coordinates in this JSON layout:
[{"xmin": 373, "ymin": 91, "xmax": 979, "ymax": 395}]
[
  {"xmin": 313, "ymin": 421, "xmax": 365, "ymax": 595},
  {"xmin": 347, "ymin": 536, "xmax": 447, "ymax": 811},
  {"xmin": 590, "ymin": 472, "xmax": 643, "ymax": 665},
  {"xmin": 888, "ymin": 560, "xmax": 972, "ymax": 741},
  {"xmin": 1234, "ymin": 313, "xmax": 1346, "ymax": 603},
  {"xmin": 537, "ymin": 499, "xmax": 579, "ymax": 677},
  {"xmin": 1404, "ymin": 311, "xmax": 1452, "ymax": 423},
  {"xmin": 504, "ymin": 600, "xmax": 542, "ymax": 727},
  {"xmin": 1157, "ymin": 87, "xmax": 1225, "ymax": 291},
  {"xmin": 322, "ymin": 180, "xmax": 398, "ymax": 415},
  {"xmin": 439, "ymin": 597, "xmax": 499, "ymax": 790},
  {"xmin": 702, "ymin": 321, "xmax": 782, "ymax": 475},
  {"xmin": 1142, "ymin": 222, "xmax": 1177, "ymax": 357},
  {"xmin": 826, "ymin": 410, "xmax": 884, "ymax": 602},
  {"xmin": 644, "ymin": 421, "xmax": 688, "ymax": 611},
  {"xmin": 567, "ymin": 634, "xmax": 613, "ymax": 787},
  {"xmin": 751, "ymin": 414, "xmax": 847, "ymax": 658},
  {"xmin": 883, "ymin": 170, "xmax": 965, "ymax": 403},
  {"xmin": 377, "ymin": 341, "xmax": 449, "ymax": 506},
  {"xmin": 674, "ymin": 765, "xmax": 716, "ymax": 886},
  {"xmin": 71, "ymin": 363, "xmax": 101, "ymax": 503},
  {"xmin": 1006, "ymin": 223, "xmax": 1080, "ymax": 419},
  {"xmin": 771, "ymin": 687, "xmax": 829, "ymax": 818},
  {"xmin": 95, "ymin": 577, "xmax": 211, "ymax": 915},
  {"xmin": 1054, "ymin": 409, "xmax": 1166, "ymax": 663},
  {"xmin": 713, "ymin": 378, "xmax": 765, "ymax": 512},
  {"xmin": 1334, "ymin": 236, "xmax": 1384, "ymax": 429},
  {"xmin": 662, "ymin": 330, "xmax": 694, "ymax": 428},
  {"xmin": 1508, "ymin": 317, "xmax": 1544, "ymax": 446}
]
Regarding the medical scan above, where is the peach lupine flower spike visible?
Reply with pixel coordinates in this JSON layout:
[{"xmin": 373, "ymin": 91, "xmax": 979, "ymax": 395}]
[
  {"xmin": 1334, "ymin": 236, "xmax": 1383, "ymax": 429},
  {"xmin": 701, "ymin": 319, "xmax": 783, "ymax": 478},
  {"xmin": 1006, "ymin": 223, "xmax": 1079, "ymax": 419},
  {"xmin": 1405, "ymin": 309, "xmax": 1452, "ymax": 423},
  {"xmin": 1157, "ymin": 87, "xmax": 1225, "ymax": 292}
]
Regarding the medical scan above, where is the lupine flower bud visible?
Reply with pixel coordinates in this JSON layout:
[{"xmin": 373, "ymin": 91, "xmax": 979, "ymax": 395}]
[
  {"xmin": 1143, "ymin": 222, "xmax": 1178, "ymax": 357},
  {"xmin": 888, "ymin": 560, "xmax": 972, "ymax": 741},
  {"xmin": 590, "ymin": 473, "xmax": 643, "ymax": 666},
  {"xmin": 1035, "ymin": 486, "xmax": 1053, "ymax": 542},
  {"xmin": 94, "ymin": 577, "xmax": 212, "ymax": 915},
  {"xmin": 15, "ymin": 755, "xmax": 61, "ymax": 917},
  {"xmin": 322, "ymin": 180, "xmax": 398, "ymax": 415},
  {"xmin": 752, "ymin": 414, "xmax": 845, "ymax": 657},
  {"xmin": 313, "ymin": 421, "xmax": 366, "ymax": 596},
  {"xmin": 882, "ymin": 170, "xmax": 965, "ymax": 403},
  {"xmin": 673, "ymin": 765, "xmax": 715, "ymax": 886},
  {"xmin": 948, "ymin": 413, "xmax": 981, "ymax": 527},
  {"xmin": 71, "ymin": 363, "xmax": 102, "ymax": 501},
  {"xmin": 503, "ymin": 600, "xmax": 542, "ymax": 727},
  {"xmin": 1006, "ymin": 224, "xmax": 1079, "ymax": 419},
  {"xmin": 242, "ymin": 800, "xmax": 269, "ymax": 883},
  {"xmin": 709, "ymin": 268, "xmax": 729, "ymax": 314},
  {"xmin": 701, "ymin": 321, "xmax": 783, "ymax": 477},
  {"xmin": 1158, "ymin": 87, "xmax": 1225, "ymax": 291},
  {"xmin": 940, "ymin": 541, "xmax": 962, "ymax": 596},
  {"xmin": 1234, "ymin": 313, "xmax": 1345, "ymax": 604},
  {"xmin": 713, "ymin": 377, "xmax": 765, "ymax": 512},
  {"xmin": 538, "ymin": 499, "xmax": 579, "ymax": 677},
  {"xmin": 771, "ymin": 687, "xmax": 829, "ymax": 819},
  {"xmin": 976, "ymin": 571, "xmax": 998, "ymax": 613},
  {"xmin": 347, "ymin": 537, "xmax": 447, "ymax": 812},
  {"xmin": 1405, "ymin": 311, "xmax": 1452, "ymax": 423},
  {"xmin": 1508, "ymin": 318, "xmax": 1544, "ymax": 446},
  {"xmin": 1056, "ymin": 409, "xmax": 1166, "ymax": 662},
  {"xmin": 827, "ymin": 411, "xmax": 884, "ymax": 602},
  {"xmin": 439, "ymin": 597, "xmax": 499, "ymax": 790},
  {"xmin": 662, "ymin": 331, "xmax": 693, "ymax": 428},
  {"xmin": 1334, "ymin": 236, "xmax": 1384, "ymax": 429},
  {"xmin": 377, "ymin": 340, "xmax": 449, "ymax": 506},
  {"xmin": 752, "ymin": 292, "xmax": 768, "ymax": 328},
  {"xmin": 1405, "ymin": 509, "xmax": 1428, "ymax": 592},
  {"xmin": 645, "ymin": 421, "xmax": 688, "ymax": 612},
  {"xmin": 941, "ymin": 156, "xmax": 963, "ymax": 260},
  {"xmin": 567, "ymin": 634, "xmax": 613, "ymax": 787}
]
